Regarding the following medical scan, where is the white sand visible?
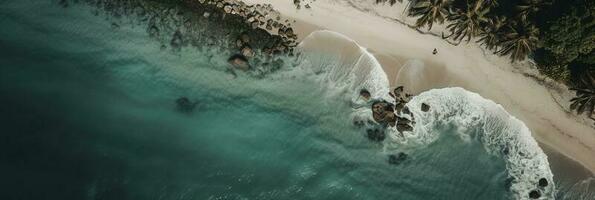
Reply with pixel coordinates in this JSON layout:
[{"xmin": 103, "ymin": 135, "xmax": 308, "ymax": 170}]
[{"xmin": 242, "ymin": 0, "xmax": 595, "ymax": 174}]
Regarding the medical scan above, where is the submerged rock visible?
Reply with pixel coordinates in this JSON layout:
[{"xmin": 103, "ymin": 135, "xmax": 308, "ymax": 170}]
[
  {"xmin": 504, "ymin": 177, "xmax": 515, "ymax": 190},
  {"xmin": 366, "ymin": 129, "xmax": 385, "ymax": 142},
  {"xmin": 228, "ymin": 54, "xmax": 250, "ymax": 70},
  {"xmin": 176, "ymin": 97, "xmax": 198, "ymax": 113},
  {"xmin": 353, "ymin": 119, "xmax": 365, "ymax": 128},
  {"xmin": 388, "ymin": 152, "xmax": 408, "ymax": 165},
  {"xmin": 170, "ymin": 30, "xmax": 183, "ymax": 48},
  {"xmin": 240, "ymin": 33, "xmax": 250, "ymax": 44}
]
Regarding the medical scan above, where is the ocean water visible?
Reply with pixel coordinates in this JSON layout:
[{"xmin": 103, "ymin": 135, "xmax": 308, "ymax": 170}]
[{"xmin": 1, "ymin": 1, "xmax": 587, "ymax": 200}]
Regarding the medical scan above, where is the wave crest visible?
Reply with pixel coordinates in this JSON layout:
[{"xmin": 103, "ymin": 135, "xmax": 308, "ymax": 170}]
[
  {"xmin": 298, "ymin": 30, "xmax": 556, "ymax": 199},
  {"xmin": 401, "ymin": 87, "xmax": 555, "ymax": 199},
  {"xmin": 297, "ymin": 30, "xmax": 391, "ymax": 101}
]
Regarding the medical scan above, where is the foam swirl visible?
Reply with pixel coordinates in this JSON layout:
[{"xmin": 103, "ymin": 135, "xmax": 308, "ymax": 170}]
[
  {"xmin": 298, "ymin": 30, "xmax": 555, "ymax": 199},
  {"xmin": 402, "ymin": 88, "xmax": 555, "ymax": 199}
]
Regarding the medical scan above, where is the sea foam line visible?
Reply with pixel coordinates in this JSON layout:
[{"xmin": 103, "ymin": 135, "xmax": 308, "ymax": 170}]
[{"xmin": 297, "ymin": 30, "xmax": 556, "ymax": 199}]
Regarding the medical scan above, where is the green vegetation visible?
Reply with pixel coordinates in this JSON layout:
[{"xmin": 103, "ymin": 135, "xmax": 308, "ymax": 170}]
[
  {"xmin": 376, "ymin": 0, "xmax": 594, "ymax": 120},
  {"xmin": 408, "ymin": 0, "xmax": 452, "ymax": 30},
  {"xmin": 443, "ymin": 0, "xmax": 490, "ymax": 43},
  {"xmin": 570, "ymin": 71, "xmax": 595, "ymax": 120}
]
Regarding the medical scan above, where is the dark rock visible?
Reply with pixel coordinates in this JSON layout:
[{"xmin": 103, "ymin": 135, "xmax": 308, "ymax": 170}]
[
  {"xmin": 285, "ymin": 27, "xmax": 294, "ymax": 36},
  {"xmin": 236, "ymin": 39, "xmax": 244, "ymax": 48},
  {"xmin": 148, "ymin": 25, "xmax": 159, "ymax": 37},
  {"xmin": 372, "ymin": 101, "xmax": 396, "ymax": 125},
  {"xmin": 397, "ymin": 116, "xmax": 410, "ymax": 125},
  {"xmin": 394, "ymin": 102, "xmax": 405, "ymax": 113},
  {"xmin": 353, "ymin": 120, "xmax": 364, "ymax": 127},
  {"xmin": 241, "ymin": 45, "xmax": 255, "ymax": 57},
  {"xmin": 502, "ymin": 146, "xmax": 510, "ymax": 155},
  {"xmin": 421, "ymin": 103, "xmax": 430, "ymax": 112},
  {"xmin": 176, "ymin": 97, "xmax": 197, "ymax": 112},
  {"xmin": 223, "ymin": 5, "xmax": 232, "ymax": 13},
  {"xmin": 529, "ymin": 190, "xmax": 540, "ymax": 199},
  {"xmin": 402, "ymin": 106, "xmax": 411, "ymax": 115},
  {"xmin": 388, "ymin": 152, "xmax": 408, "ymax": 165},
  {"xmin": 393, "ymin": 86, "xmax": 404, "ymax": 95},
  {"xmin": 396, "ymin": 123, "xmax": 413, "ymax": 133},
  {"xmin": 251, "ymin": 21, "xmax": 259, "ymax": 29},
  {"xmin": 170, "ymin": 30, "xmax": 183, "ymax": 48},
  {"xmin": 111, "ymin": 22, "xmax": 120, "ymax": 29},
  {"xmin": 228, "ymin": 54, "xmax": 250, "ymax": 70},
  {"xmin": 504, "ymin": 177, "xmax": 514, "ymax": 190},
  {"xmin": 59, "ymin": 0, "xmax": 68, "ymax": 8},
  {"xmin": 366, "ymin": 129, "xmax": 385, "ymax": 142},
  {"xmin": 360, "ymin": 89, "xmax": 371, "ymax": 100},
  {"xmin": 538, "ymin": 178, "xmax": 548, "ymax": 187},
  {"xmin": 240, "ymin": 33, "xmax": 251, "ymax": 43}
]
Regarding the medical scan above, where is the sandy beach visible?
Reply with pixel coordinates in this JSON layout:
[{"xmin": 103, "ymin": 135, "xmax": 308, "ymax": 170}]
[{"xmin": 243, "ymin": 0, "xmax": 595, "ymax": 175}]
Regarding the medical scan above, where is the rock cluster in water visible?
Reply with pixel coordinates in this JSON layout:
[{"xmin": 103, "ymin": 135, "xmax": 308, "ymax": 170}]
[
  {"xmin": 527, "ymin": 177, "xmax": 549, "ymax": 199},
  {"xmin": 354, "ymin": 86, "xmax": 422, "ymax": 165},
  {"xmin": 62, "ymin": 0, "xmax": 300, "ymax": 77}
]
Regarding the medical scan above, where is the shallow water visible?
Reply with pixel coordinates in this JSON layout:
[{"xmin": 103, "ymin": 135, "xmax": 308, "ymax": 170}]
[{"xmin": 0, "ymin": 1, "xmax": 590, "ymax": 199}]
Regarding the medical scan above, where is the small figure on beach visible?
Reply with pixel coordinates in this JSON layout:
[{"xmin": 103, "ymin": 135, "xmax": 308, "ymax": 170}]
[{"xmin": 432, "ymin": 48, "xmax": 438, "ymax": 55}]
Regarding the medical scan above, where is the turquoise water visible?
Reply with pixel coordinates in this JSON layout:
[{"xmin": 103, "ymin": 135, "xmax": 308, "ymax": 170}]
[{"xmin": 0, "ymin": 1, "xmax": 577, "ymax": 199}]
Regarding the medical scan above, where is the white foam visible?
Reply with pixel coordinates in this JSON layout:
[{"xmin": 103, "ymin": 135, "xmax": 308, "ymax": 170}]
[
  {"xmin": 297, "ymin": 30, "xmax": 392, "ymax": 102},
  {"xmin": 400, "ymin": 87, "xmax": 555, "ymax": 199},
  {"xmin": 298, "ymin": 30, "xmax": 556, "ymax": 199}
]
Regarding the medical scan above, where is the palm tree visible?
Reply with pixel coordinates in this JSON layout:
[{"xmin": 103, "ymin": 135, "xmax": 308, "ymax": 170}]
[
  {"xmin": 408, "ymin": 0, "xmax": 452, "ymax": 30},
  {"xmin": 516, "ymin": 0, "xmax": 551, "ymax": 22},
  {"xmin": 483, "ymin": 0, "xmax": 499, "ymax": 7},
  {"xmin": 477, "ymin": 16, "xmax": 507, "ymax": 52},
  {"xmin": 570, "ymin": 71, "xmax": 595, "ymax": 120},
  {"xmin": 443, "ymin": 0, "xmax": 491, "ymax": 43},
  {"xmin": 497, "ymin": 21, "xmax": 539, "ymax": 62}
]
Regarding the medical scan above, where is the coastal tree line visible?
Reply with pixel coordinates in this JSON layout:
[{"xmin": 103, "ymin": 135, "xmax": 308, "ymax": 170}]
[{"xmin": 376, "ymin": 0, "xmax": 595, "ymax": 122}]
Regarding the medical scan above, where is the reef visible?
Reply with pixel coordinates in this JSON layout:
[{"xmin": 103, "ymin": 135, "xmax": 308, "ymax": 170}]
[{"xmin": 60, "ymin": 0, "xmax": 300, "ymax": 77}]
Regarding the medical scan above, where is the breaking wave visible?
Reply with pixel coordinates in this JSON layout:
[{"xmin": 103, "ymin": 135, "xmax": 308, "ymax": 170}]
[
  {"xmin": 297, "ymin": 30, "xmax": 555, "ymax": 199},
  {"xmin": 403, "ymin": 88, "xmax": 555, "ymax": 199},
  {"xmin": 296, "ymin": 30, "xmax": 392, "ymax": 101}
]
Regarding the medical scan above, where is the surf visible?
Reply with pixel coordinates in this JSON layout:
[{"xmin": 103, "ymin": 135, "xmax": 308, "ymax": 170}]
[{"xmin": 296, "ymin": 30, "xmax": 555, "ymax": 199}]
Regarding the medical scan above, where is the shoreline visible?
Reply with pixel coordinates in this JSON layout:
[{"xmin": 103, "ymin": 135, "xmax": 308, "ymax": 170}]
[{"xmin": 242, "ymin": 0, "xmax": 595, "ymax": 175}]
